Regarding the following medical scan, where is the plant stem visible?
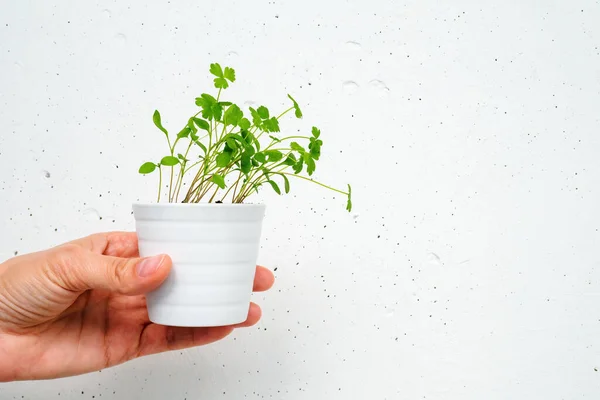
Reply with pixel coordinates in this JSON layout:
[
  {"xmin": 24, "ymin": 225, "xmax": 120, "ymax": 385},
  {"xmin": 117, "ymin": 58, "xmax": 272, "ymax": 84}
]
[
  {"xmin": 236, "ymin": 168, "xmax": 268, "ymax": 201},
  {"xmin": 230, "ymin": 170, "xmax": 243, "ymax": 201},
  {"xmin": 280, "ymin": 173, "xmax": 349, "ymax": 195},
  {"xmin": 276, "ymin": 106, "xmax": 294, "ymax": 120},
  {"xmin": 208, "ymin": 185, "xmax": 220, "ymax": 203},
  {"xmin": 174, "ymin": 140, "xmax": 195, "ymax": 202},
  {"xmin": 157, "ymin": 166, "xmax": 163, "ymax": 202},
  {"xmin": 168, "ymin": 167, "xmax": 174, "ymax": 202},
  {"xmin": 234, "ymin": 169, "xmax": 260, "ymax": 203},
  {"xmin": 184, "ymin": 159, "xmax": 205, "ymax": 174},
  {"xmin": 264, "ymin": 137, "xmax": 310, "ymax": 152}
]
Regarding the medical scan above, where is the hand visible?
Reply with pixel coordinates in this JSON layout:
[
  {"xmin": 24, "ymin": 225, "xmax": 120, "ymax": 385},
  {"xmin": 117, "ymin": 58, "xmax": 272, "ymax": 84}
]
[{"xmin": 0, "ymin": 232, "xmax": 274, "ymax": 382}]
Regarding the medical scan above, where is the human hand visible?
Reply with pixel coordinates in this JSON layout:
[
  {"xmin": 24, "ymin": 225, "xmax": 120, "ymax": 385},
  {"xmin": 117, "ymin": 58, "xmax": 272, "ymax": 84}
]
[{"xmin": 0, "ymin": 232, "xmax": 274, "ymax": 382}]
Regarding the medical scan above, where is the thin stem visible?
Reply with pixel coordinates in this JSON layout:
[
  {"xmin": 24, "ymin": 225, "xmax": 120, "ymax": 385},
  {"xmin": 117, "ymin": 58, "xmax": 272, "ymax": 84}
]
[
  {"xmin": 234, "ymin": 169, "xmax": 260, "ymax": 203},
  {"xmin": 236, "ymin": 168, "xmax": 269, "ymax": 201},
  {"xmin": 168, "ymin": 167, "xmax": 174, "ymax": 202},
  {"xmin": 157, "ymin": 166, "xmax": 163, "ymax": 202},
  {"xmin": 174, "ymin": 140, "xmax": 195, "ymax": 201},
  {"xmin": 281, "ymin": 173, "xmax": 349, "ymax": 195},
  {"xmin": 264, "ymin": 137, "xmax": 309, "ymax": 152},
  {"xmin": 208, "ymin": 185, "xmax": 220, "ymax": 203},
  {"xmin": 186, "ymin": 119, "xmax": 217, "ymax": 201},
  {"xmin": 219, "ymin": 123, "xmax": 227, "ymax": 144},
  {"xmin": 279, "ymin": 135, "xmax": 311, "ymax": 141},
  {"xmin": 276, "ymin": 106, "xmax": 294, "ymax": 120},
  {"xmin": 231, "ymin": 170, "xmax": 243, "ymax": 201},
  {"xmin": 261, "ymin": 147, "xmax": 291, "ymax": 153},
  {"xmin": 184, "ymin": 158, "xmax": 205, "ymax": 174},
  {"xmin": 196, "ymin": 180, "xmax": 216, "ymax": 202}
]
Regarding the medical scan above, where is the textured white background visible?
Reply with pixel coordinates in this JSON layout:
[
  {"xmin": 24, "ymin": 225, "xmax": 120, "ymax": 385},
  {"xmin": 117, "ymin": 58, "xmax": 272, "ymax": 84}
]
[{"xmin": 2, "ymin": 0, "xmax": 600, "ymax": 399}]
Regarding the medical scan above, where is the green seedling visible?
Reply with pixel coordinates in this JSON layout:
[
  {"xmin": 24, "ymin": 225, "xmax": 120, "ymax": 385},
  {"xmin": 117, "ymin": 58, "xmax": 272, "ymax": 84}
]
[{"xmin": 139, "ymin": 63, "xmax": 352, "ymax": 211}]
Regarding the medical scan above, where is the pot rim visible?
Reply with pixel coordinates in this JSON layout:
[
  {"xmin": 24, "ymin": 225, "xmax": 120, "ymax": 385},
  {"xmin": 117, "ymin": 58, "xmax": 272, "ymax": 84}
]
[{"xmin": 133, "ymin": 202, "xmax": 265, "ymax": 208}]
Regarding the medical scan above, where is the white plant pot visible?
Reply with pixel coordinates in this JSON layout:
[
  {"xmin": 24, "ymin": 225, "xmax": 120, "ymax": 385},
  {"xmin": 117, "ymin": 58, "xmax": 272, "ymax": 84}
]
[{"xmin": 132, "ymin": 203, "xmax": 266, "ymax": 327}]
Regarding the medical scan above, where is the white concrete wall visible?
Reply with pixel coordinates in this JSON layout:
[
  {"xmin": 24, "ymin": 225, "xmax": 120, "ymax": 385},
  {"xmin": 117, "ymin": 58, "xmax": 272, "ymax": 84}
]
[{"xmin": 2, "ymin": 0, "xmax": 600, "ymax": 398}]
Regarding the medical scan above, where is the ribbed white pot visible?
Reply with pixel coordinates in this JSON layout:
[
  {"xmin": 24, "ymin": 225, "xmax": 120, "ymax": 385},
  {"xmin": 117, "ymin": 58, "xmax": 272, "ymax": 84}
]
[{"xmin": 132, "ymin": 203, "xmax": 266, "ymax": 327}]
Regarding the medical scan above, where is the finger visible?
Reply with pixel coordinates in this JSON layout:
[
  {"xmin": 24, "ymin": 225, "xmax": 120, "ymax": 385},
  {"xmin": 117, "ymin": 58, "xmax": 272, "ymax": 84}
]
[
  {"xmin": 231, "ymin": 302, "xmax": 262, "ymax": 328},
  {"xmin": 253, "ymin": 266, "xmax": 274, "ymax": 292},
  {"xmin": 65, "ymin": 232, "xmax": 139, "ymax": 258},
  {"xmin": 136, "ymin": 303, "xmax": 262, "ymax": 357},
  {"xmin": 137, "ymin": 325, "xmax": 234, "ymax": 357},
  {"xmin": 51, "ymin": 245, "xmax": 172, "ymax": 295}
]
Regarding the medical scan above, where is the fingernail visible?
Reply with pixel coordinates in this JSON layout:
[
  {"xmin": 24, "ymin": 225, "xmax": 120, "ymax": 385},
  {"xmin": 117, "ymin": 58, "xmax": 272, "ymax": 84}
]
[{"xmin": 136, "ymin": 255, "xmax": 164, "ymax": 278}]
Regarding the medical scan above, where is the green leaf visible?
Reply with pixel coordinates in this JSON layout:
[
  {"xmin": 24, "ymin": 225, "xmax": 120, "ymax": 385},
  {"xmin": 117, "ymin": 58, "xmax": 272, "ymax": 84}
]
[
  {"xmin": 242, "ymin": 130, "xmax": 259, "ymax": 152},
  {"xmin": 290, "ymin": 142, "xmax": 304, "ymax": 152},
  {"xmin": 211, "ymin": 103, "xmax": 223, "ymax": 121},
  {"xmin": 224, "ymin": 67, "xmax": 236, "ymax": 82},
  {"xmin": 309, "ymin": 137, "xmax": 322, "ymax": 160},
  {"xmin": 245, "ymin": 142, "xmax": 256, "ymax": 155},
  {"xmin": 287, "ymin": 94, "xmax": 303, "ymax": 118},
  {"xmin": 200, "ymin": 93, "xmax": 217, "ymax": 103},
  {"xmin": 227, "ymin": 133, "xmax": 246, "ymax": 145},
  {"xmin": 153, "ymin": 110, "xmax": 168, "ymax": 136},
  {"xmin": 283, "ymin": 154, "xmax": 297, "ymax": 166},
  {"xmin": 312, "ymin": 126, "xmax": 321, "ymax": 138},
  {"xmin": 138, "ymin": 162, "xmax": 156, "ymax": 174},
  {"xmin": 188, "ymin": 118, "xmax": 198, "ymax": 135},
  {"xmin": 216, "ymin": 152, "xmax": 231, "ymax": 167},
  {"xmin": 226, "ymin": 138, "xmax": 238, "ymax": 150},
  {"xmin": 254, "ymin": 152, "xmax": 266, "ymax": 163},
  {"xmin": 195, "ymin": 141, "xmax": 207, "ymax": 154},
  {"xmin": 269, "ymin": 135, "xmax": 281, "ymax": 143},
  {"xmin": 211, "ymin": 174, "xmax": 226, "ymax": 189},
  {"xmin": 177, "ymin": 153, "xmax": 188, "ymax": 162},
  {"xmin": 210, "ymin": 63, "xmax": 224, "ymax": 78},
  {"xmin": 306, "ymin": 156, "xmax": 316, "ymax": 175},
  {"xmin": 251, "ymin": 159, "xmax": 260, "ymax": 167},
  {"xmin": 346, "ymin": 184, "xmax": 352, "ymax": 212},
  {"xmin": 214, "ymin": 77, "xmax": 229, "ymax": 89},
  {"xmin": 160, "ymin": 156, "xmax": 180, "ymax": 166},
  {"xmin": 223, "ymin": 104, "xmax": 243, "ymax": 126},
  {"xmin": 195, "ymin": 94, "xmax": 220, "ymax": 120},
  {"xmin": 249, "ymin": 107, "xmax": 262, "ymax": 127},
  {"xmin": 192, "ymin": 117, "xmax": 210, "ymax": 131},
  {"xmin": 239, "ymin": 118, "xmax": 251, "ymax": 130},
  {"xmin": 265, "ymin": 150, "xmax": 283, "ymax": 162},
  {"xmin": 219, "ymin": 101, "xmax": 233, "ymax": 106},
  {"xmin": 293, "ymin": 158, "xmax": 304, "ymax": 174},
  {"xmin": 240, "ymin": 153, "xmax": 252, "ymax": 174},
  {"xmin": 177, "ymin": 126, "xmax": 191, "ymax": 139},
  {"xmin": 282, "ymin": 174, "xmax": 290, "ymax": 193},
  {"xmin": 223, "ymin": 141, "xmax": 234, "ymax": 153},
  {"xmin": 267, "ymin": 180, "xmax": 281, "ymax": 195},
  {"xmin": 257, "ymin": 106, "xmax": 269, "ymax": 119},
  {"xmin": 252, "ymin": 134, "xmax": 261, "ymax": 151},
  {"xmin": 262, "ymin": 117, "xmax": 280, "ymax": 133}
]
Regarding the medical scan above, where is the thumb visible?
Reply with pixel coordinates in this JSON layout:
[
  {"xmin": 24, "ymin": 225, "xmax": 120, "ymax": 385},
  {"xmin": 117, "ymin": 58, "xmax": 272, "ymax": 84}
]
[{"xmin": 58, "ymin": 248, "xmax": 172, "ymax": 295}]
